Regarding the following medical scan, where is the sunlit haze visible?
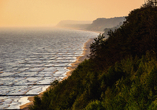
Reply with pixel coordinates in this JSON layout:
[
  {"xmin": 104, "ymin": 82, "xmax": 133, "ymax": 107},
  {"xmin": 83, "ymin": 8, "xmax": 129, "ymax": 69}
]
[{"xmin": 0, "ymin": 0, "xmax": 144, "ymax": 27}]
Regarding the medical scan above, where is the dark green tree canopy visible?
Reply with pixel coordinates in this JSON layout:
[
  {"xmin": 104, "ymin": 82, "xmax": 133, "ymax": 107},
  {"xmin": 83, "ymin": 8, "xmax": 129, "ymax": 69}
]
[{"xmin": 30, "ymin": 4, "xmax": 157, "ymax": 110}]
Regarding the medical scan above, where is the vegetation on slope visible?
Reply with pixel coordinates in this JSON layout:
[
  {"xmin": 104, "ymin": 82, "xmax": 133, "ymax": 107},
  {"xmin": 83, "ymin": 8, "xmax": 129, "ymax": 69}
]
[{"xmin": 30, "ymin": 3, "xmax": 157, "ymax": 110}]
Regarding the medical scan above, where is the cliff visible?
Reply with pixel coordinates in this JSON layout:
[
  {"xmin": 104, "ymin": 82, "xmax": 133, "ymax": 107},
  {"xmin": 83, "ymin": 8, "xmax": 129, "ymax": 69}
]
[{"xmin": 86, "ymin": 17, "xmax": 125, "ymax": 31}]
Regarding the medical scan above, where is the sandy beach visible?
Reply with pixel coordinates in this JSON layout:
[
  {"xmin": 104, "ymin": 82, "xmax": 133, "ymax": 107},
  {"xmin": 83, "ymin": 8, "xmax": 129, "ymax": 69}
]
[{"xmin": 20, "ymin": 38, "xmax": 94, "ymax": 110}]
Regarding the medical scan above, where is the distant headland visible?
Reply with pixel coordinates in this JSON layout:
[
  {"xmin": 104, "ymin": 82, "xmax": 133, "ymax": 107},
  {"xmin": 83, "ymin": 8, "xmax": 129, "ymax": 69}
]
[{"xmin": 55, "ymin": 17, "xmax": 125, "ymax": 32}]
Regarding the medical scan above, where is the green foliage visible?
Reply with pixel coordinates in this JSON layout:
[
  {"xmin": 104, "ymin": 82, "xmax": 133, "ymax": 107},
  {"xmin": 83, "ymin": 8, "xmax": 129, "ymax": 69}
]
[
  {"xmin": 89, "ymin": 5, "xmax": 157, "ymax": 70},
  {"xmin": 84, "ymin": 100, "xmax": 105, "ymax": 110},
  {"xmin": 29, "ymin": 96, "xmax": 42, "ymax": 110},
  {"xmin": 50, "ymin": 80, "xmax": 59, "ymax": 86},
  {"xmin": 30, "ymin": 5, "xmax": 157, "ymax": 110}
]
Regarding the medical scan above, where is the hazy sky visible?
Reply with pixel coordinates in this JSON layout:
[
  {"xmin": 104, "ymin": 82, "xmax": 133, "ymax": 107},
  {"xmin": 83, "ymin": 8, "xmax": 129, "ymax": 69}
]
[{"xmin": 0, "ymin": 0, "xmax": 144, "ymax": 27}]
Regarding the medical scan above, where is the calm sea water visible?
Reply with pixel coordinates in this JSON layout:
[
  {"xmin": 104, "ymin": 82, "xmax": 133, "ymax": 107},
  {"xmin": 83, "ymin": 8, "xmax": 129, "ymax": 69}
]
[{"xmin": 0, "ymin": 28, "xmax": 98, "ymax": 109}]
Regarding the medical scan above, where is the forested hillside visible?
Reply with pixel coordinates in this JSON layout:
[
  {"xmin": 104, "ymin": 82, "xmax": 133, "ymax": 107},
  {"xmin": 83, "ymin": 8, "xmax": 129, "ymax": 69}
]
[{"xmin": 30, "ymin": 3, "xmax": 157, "ymax": 110}]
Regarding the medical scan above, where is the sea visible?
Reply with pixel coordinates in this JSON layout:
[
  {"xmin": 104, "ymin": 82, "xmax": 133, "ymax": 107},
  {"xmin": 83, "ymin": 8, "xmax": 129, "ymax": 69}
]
[{"xmin": 0, "ymin": 28, "xmax": 98, "ymax": 109}]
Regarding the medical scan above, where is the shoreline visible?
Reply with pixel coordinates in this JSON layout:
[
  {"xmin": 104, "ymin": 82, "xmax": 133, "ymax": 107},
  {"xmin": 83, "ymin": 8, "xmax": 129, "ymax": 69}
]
[
  {"xmin": 63, "ymin": 38, "xmax": 94, "ymax": 80},
  {"xmin": 20, "ymin": 38, "xmax": 94, "ymax": 110}
]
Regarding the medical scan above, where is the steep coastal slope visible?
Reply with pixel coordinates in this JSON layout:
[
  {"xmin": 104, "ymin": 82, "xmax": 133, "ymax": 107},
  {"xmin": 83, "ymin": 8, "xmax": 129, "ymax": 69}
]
[
  {"xmin": 55, "ymin": 17, "xmax": 125, "ymax": 32},
  {"xmin": 30, "ymin": 4, "xmax": 157, "ymax": 110},
  {"xmin": 86, "ymin": 17, "xmax": 125, "ymax": 31}
]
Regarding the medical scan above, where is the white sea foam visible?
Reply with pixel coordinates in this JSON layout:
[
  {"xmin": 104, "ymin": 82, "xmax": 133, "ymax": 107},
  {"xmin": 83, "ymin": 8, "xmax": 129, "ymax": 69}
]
[{"xmin": 0, "ymin": 28, "xmax": 98, "ymax": 109}]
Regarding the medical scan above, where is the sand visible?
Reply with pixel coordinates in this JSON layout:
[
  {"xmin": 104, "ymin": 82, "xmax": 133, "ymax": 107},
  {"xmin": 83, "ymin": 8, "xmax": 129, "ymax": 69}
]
[{"xmin": 20, "ymin": 38, "xmax": 94, "ymax": 110}]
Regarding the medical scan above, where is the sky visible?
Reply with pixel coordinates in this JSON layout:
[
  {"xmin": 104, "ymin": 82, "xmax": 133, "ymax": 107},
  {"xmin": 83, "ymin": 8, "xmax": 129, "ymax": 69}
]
[{"xmin": 0, "ymin": 0, "xmax": 144, "ymax": 27}]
